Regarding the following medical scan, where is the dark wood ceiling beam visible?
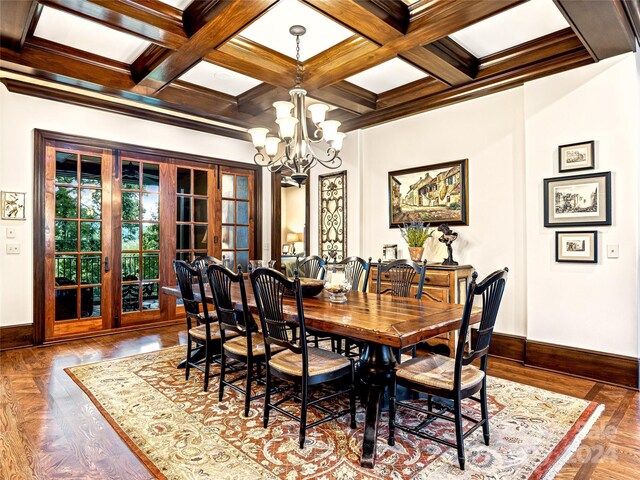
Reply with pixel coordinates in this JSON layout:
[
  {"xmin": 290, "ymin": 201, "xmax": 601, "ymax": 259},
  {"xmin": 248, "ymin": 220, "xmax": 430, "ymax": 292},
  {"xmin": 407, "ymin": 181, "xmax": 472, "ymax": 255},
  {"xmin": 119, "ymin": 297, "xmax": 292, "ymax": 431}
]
[
  {"xmin": 376, "ymin": 77, "xmax": 449, "ymax": 109},
  {"xmin": 302, "ymin": 0, "xmax": 527, "ymax": 89},
  {"xmin": 302, "ymin": 0, "xmax": 406, "ymax": 43},
  {"xmin": 39, "ymin": 0, "xmax": 186, "ymax": 49},
  {"xmin": 478, "ymin": 28, "xmax": 584, "ymax": 78},
  {"xmin": 236, "ymin": 83, "xmax": 289, "ymax": 116},
  {"xmin": 0, "ymin": 77, "xmax": 249, "ymax": 140},
  {"xmin": 0, "ymin": 40, "xmax": 254, "ymax": 128},
  {"xmin": 342, "ymin": 41, "xmax": 593, "ymax": 131},
  {"xmin": 401, "ymin": 38, "xmax": 478, "ymax": 86},
  {"xmin": 311, "ymin": 81, "xmax": 377, "ymax": 114},
  {"xmin": 623, "ymin": 0, "xmax": 640, "ymax": 42},
  {"xmin": 0, "ymin": 0, "xmax": 39, "ymax": 50},
  {"xmin": 135, "ymin": 0, "xmax": 277, "ymax": 93},
  {"xmin": 213, "ymin": 36, "xmax": 296, "ymax": 88},
  {"xmin": 553, "ymin": 0, "xmax": 636, "ymax": 61}
]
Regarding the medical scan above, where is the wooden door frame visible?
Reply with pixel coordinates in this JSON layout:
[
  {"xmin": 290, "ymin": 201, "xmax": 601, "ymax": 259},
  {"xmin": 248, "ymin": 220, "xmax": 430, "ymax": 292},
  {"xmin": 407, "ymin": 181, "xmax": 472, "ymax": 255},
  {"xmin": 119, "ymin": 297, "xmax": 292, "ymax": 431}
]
[
  {"xmin": 33, "ymin": 129, "xmax": 262, "ymax": 345},
  {"xmin": 270, "ymin": 172, "xmax": 311, "ymax": 269}
]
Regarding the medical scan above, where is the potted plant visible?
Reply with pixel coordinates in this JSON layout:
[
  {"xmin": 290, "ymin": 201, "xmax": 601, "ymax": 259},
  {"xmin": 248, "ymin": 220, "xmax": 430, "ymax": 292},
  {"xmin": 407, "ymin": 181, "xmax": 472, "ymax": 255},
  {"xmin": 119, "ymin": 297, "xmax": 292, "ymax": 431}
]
[{"xmin": 400, "ymin": 222, "xmax": 433, "ymax": 262}]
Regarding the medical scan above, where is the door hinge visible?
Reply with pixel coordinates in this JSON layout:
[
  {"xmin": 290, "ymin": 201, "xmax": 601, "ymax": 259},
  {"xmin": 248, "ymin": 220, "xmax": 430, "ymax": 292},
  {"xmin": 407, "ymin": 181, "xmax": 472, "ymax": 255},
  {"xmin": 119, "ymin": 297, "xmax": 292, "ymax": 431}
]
[{"xmin": 214, "ymin": 235, "xmax": 219, "ymax": 244}]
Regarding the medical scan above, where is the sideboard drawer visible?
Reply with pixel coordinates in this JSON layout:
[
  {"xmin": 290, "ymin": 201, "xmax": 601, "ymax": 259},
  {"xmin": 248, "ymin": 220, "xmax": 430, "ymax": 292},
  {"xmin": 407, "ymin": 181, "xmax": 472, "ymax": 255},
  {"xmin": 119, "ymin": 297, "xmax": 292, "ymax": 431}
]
[{"xmin": 424, "ymin": 272, "xmax": 450, "ymax": 287}]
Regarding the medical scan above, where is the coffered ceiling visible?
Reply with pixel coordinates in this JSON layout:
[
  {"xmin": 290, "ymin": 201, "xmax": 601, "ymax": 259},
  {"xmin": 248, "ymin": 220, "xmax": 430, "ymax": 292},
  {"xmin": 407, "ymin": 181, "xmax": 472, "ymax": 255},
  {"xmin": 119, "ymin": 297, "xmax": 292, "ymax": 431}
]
[{"xmin": 1, "ymin": 0, "xmax": 638, "ymax": 141}]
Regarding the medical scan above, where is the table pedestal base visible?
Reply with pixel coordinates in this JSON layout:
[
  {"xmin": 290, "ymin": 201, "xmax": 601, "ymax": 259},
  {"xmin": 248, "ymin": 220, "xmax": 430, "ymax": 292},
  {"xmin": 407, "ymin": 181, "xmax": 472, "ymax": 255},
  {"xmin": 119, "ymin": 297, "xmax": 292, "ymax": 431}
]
[{"xmin": 359, "ymin": 342, "xmax": 396, "ymax": 468}]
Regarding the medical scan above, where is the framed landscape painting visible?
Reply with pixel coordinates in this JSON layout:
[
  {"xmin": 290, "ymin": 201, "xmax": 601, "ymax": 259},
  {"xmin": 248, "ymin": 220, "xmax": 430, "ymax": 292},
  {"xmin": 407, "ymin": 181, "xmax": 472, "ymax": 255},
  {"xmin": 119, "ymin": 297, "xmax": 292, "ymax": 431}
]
[
  {"xmin": 544, "ymin": 172, "xmax": 611, "ymax": 227},
  {"xmin": 388, "ymin": 159, "xmax": 468, "ymax": 228},
  {"xmin": 555, "ymin": 231, "xmax": 598, "ymax": 263}
]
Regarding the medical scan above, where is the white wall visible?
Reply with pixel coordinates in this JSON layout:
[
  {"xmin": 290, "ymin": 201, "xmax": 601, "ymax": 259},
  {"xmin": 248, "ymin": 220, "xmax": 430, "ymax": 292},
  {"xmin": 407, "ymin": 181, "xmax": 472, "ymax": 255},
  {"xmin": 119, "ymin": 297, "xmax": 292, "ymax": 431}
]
[
  {"xmin": 524, "ymin": 54, "xmax": 640, "ymax": 357},
  {"xmin": 360, "ymin": 89, "xmax": 527, "ymax": 337},
  {"xmin": 352, "ymin": 53, "xmax": 639, "ymax": 357},
  {"xmin": 0, "ymin": 84, "xmax": 268, "ymax": 327}
]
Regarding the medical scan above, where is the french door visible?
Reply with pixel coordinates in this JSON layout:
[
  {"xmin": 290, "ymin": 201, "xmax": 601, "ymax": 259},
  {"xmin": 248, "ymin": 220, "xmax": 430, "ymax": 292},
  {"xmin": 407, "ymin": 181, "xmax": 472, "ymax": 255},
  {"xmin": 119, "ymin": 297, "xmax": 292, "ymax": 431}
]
[{"xmin": 42, "ymin": 139, "xmax": 258, "ymax": 342}]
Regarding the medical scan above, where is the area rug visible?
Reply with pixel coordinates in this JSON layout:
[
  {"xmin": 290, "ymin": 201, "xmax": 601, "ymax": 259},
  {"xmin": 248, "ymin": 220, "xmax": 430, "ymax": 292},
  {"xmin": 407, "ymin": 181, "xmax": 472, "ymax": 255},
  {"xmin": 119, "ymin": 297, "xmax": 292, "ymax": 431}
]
[{"xmin": 66, "ymin": 346, "xmax": 602, "ymax": 480}]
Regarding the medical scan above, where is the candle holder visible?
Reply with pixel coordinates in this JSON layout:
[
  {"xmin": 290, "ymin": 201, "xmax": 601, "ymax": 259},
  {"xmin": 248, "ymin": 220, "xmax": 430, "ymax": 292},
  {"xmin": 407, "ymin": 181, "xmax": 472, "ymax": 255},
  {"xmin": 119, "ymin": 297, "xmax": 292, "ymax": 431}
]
[{"xmin": 325, "ymin": 265, "xmax": 351, "ymax": 303}]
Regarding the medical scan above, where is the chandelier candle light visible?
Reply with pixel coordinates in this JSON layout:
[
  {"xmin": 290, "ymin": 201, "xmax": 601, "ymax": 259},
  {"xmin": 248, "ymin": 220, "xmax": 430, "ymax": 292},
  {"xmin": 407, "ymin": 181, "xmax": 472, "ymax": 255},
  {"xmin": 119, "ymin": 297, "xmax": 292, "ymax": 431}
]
[{"xmin": 248, "ymin": 25, "xmax": 345, "ymax": 187}]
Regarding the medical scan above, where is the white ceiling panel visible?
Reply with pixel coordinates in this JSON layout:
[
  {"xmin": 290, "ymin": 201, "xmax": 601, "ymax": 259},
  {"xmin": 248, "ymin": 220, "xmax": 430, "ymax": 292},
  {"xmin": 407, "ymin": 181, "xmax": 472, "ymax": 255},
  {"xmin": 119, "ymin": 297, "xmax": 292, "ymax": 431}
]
[
  {"xmin": 449, "ymin": 0, "xmax": 569, "ymax": 58},
  {"xmin": 239, "ymin": 0, "xmax": 353, "ymax": 61},
  {"xmin": 179, "ymin": 61, "xmax": 262, "ymax": 96},
  {"xmin": 345, "ymin": 58, "xmax": 428, "ymax": 94},
  {"xmin": 156, "ymin": 0, "xmax": 194, "ymax": 10},
  {"xmin": 34, "ymin": 6, "xmax": 151, "ymax": 64}
]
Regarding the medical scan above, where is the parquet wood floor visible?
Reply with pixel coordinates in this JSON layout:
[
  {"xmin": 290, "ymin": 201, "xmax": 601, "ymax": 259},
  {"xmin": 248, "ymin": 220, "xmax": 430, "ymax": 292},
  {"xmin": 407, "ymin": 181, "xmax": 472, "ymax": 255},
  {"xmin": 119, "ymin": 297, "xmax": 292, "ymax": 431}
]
[{"xmin": 0, "ymin": 325, "xmax": 638, "ymax": 479}]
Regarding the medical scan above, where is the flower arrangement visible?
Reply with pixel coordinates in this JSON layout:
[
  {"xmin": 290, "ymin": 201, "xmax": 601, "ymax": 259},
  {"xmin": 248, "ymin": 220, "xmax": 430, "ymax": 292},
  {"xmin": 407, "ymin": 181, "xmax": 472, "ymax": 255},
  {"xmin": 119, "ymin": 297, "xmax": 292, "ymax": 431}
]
[{"xmin": 400, "ymin": 222, "xmax": 433, "ymax": 247}]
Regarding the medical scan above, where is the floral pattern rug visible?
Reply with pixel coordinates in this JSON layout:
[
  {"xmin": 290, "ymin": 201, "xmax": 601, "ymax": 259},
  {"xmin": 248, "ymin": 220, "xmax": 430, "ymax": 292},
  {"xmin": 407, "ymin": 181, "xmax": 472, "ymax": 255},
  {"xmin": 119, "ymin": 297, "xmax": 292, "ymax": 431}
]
[{"xmin": 66, "ymin": 346, "xmax": 602, "ymax": 480}]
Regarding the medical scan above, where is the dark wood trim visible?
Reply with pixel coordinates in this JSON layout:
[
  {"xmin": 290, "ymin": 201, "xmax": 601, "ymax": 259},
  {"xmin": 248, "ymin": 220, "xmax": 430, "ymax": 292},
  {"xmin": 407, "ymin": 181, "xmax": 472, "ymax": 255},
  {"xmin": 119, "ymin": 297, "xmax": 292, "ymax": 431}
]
[
  {"xmin": 526, "ymin": 340, "xmax": 639, "ymax": 391},
  {"xmin": 0, "ymin": 0, "xmax": 38, "ymax": 51},
  {"xmin": 0, "ymin": 323, "xmax": 34, "ymax": 351},
  {"xmin": 32, "ymin": 129, "xmax": 262, "ymax": 345},
  {"xmin": 1, "ymin": 78, "xmax": 250, "ymax": 141},
  {"xmin": 472, "ymin": 328, "xmax": 639, "ymax": 390},
  {"xmin": 623, "ymin": 0, "xmax": 640, "ymax": 42},
  {"xmin": 471, "ymin": 328, "xmax": 526, "ymax": 363}
]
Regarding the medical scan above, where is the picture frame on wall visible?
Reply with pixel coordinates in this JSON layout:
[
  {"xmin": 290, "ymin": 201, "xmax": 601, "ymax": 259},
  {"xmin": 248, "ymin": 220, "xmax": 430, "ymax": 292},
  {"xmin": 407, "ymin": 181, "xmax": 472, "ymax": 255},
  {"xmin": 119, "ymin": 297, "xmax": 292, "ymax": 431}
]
[
  {"xmin": 1, "ymin": 191, "xmax": 26, "ymax": 220},
  {"xmin": 555, "ymin": 231, "xmax": 598, "ymax": 263},
  {"xmin": 543, "ymin": 172, "xmax": 611, "ymax": 227},
  {"xmin": 558, "ymin": 141, "xmax": 595, "ymax": 173},
  {"xmin": 388, "ymin": 159, "xmax": 468, "ymax": 228}
]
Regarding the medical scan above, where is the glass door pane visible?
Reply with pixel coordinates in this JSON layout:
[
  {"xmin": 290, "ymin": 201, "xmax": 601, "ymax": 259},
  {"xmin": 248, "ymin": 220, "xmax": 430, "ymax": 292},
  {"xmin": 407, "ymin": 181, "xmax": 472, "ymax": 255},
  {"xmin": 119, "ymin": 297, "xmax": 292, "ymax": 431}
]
[{"xmin": 219, "ymin": 168, "xmax": 254, "ymax": 271}]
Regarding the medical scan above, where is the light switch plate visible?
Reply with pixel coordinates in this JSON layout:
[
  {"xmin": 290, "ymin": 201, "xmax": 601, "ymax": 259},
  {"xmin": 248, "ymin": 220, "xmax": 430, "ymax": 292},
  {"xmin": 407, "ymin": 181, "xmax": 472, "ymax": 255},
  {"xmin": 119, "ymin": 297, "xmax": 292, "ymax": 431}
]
[
  {"xmin": 6, "ymin": 244, "xmax": 20, "ymax": 254},
  {"xmin": 607, "ymin": 245, "xmax": 619, "ymax": 258},
  {"xmin": 6, "ymin": 227, "xmax": 16, "ymax": 238}
]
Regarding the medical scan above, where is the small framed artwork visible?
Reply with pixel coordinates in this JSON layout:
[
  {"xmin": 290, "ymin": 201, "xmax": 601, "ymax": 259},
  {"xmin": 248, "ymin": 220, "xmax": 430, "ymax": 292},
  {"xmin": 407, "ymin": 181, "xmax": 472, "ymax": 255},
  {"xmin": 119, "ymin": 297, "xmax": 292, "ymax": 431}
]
[
  {"xmin": 544, "ymin": 172, "xmax": 611, "ymax": 227},
  {"xmin": 1, "ymin": 191, "xmax": 26, "ymax": 220},
  {"xmin": 559, "ymin": 141, "xmax": 594, "ymax": 172},
  {"xmin": 555, "ymin": 231, "xmax": 598, "ymax": 263},
  {"xmin": 281, "ymin": 244, "xmax": 291, "ymax": 255}
]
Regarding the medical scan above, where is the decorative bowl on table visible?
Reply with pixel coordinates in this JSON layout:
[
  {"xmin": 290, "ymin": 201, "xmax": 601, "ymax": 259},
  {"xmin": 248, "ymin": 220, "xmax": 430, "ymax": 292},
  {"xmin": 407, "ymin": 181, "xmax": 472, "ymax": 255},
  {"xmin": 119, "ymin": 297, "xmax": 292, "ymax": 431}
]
[{"xmin": 297, "ymin": 278, "xmax": 325, "ymax": 298}]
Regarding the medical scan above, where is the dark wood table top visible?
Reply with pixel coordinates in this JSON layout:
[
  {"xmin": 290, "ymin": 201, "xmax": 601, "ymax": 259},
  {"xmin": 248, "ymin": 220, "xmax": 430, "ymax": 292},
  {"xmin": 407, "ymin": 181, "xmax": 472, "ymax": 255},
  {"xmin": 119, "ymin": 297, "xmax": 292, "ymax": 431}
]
[{"xmin": 162, "ymin": 282, "xmax": 480, "ymax": 349}]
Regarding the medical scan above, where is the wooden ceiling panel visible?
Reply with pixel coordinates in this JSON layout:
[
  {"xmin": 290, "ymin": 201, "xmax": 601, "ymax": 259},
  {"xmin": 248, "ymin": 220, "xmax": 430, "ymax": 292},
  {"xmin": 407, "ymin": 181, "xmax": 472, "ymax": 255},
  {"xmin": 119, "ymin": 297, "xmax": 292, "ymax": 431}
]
[{"xmin": 1, "ymin": 0, "xmax": 637, "ymax": 139}]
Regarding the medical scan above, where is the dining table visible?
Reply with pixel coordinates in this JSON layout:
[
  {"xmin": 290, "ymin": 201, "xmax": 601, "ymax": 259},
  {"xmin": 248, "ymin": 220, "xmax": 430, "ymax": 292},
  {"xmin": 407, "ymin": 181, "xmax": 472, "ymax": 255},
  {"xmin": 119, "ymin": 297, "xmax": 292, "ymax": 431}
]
[{"xmin": 162, "ymin": 280, "xmax": 481, "ymax": 468}]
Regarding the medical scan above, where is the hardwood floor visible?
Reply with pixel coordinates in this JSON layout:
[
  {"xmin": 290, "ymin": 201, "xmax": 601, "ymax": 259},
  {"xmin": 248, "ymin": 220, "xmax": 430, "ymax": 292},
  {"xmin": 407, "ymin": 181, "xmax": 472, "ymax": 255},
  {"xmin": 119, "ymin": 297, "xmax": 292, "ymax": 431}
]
[{"xmin": 1, "ymin": 325, "xmax": 638, "ymax": 479}]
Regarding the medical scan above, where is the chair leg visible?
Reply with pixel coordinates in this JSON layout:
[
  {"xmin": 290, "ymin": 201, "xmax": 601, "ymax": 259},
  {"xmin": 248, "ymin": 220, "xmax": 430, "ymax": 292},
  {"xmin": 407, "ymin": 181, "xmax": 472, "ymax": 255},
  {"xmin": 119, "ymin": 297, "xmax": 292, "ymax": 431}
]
[
  {"xmin": 412, "ymin": 345, "xmax": 417, "ymax": 358},
  {"xmin": 203, "ymin": 343, "xmax": 211, "ymax": 392},
  {"xmin": 480, "ymin": 378, "xmax": 490, "ymax": 446},
  {"xmin": 299, "ymin": 380, "xmax": 308, "ymax": 449},
  {"xmin": 218, "ymin": 349, "xmax": 227, "ymax": 401},
  {"xmin": 427, "ymin": 394, "xmax": 433, "ymax": 412},
  {"xmin": 263, "ymin": 366, "xmax": 271, "ymax": 428},
  {"xmin": 244, "ymin": 358, "xmax": 253, "ymax": 417},
  {"xmin": 185, "ymin": 337, "xmax": 192, "ymax": 381},
  {"xmin": 454, "ymin": 398, "xmax": 465, "ymax": 470}
]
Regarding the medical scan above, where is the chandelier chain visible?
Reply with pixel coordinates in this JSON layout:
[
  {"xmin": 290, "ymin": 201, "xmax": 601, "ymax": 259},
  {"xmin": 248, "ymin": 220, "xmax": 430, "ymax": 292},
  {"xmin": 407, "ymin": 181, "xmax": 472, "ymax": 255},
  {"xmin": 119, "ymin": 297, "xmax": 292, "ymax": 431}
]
[{"xmin": 295, "ymin": 34, "xmax": 302, "ymax": 86}]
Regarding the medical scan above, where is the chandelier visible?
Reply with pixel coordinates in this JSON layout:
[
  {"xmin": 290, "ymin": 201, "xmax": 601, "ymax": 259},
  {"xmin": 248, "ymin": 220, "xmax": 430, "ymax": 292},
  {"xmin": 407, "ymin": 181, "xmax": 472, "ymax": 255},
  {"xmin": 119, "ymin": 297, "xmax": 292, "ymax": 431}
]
[{"xmin": 248, "ymin": 25, "xmax": 344, "ymax": 187}]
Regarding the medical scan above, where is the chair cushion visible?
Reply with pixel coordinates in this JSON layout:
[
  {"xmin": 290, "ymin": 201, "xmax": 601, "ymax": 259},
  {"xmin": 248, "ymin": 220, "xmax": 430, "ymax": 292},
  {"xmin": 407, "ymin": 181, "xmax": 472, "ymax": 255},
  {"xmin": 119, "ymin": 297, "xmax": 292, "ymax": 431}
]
[
  {"xmin": 223, "ymin": 333, "xmax": 284, "ymax": 357},
  {"xmin": 269, "ymin": 347, "xmax": 351, "ymax": 377},
  {"xmin": 396, "ymin": 353, "xmax": 485, "ymax": 391}
]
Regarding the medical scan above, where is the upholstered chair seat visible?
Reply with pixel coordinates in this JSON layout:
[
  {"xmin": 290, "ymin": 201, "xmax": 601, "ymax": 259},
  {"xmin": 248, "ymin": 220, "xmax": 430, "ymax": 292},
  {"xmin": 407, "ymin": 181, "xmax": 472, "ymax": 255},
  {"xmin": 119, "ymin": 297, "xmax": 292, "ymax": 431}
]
[
  {"xmin": 269, "ymin": 347, "xmax": 351, "ymax": 377},
  {"xmin": 396, "ymin": 353, "xmax": 485, "ymax": 391}
]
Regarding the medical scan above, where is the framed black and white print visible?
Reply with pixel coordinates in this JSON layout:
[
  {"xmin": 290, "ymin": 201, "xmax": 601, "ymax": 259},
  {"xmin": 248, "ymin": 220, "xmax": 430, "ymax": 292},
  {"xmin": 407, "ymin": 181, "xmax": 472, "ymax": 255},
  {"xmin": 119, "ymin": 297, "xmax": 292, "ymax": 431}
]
[
  {"xmin": 559, "ymin": 141, "xmax": 594, "ymax": 172},
  {"xmin": 544, "ymin": 172, "xmax": 611, "ymax": 227},
  {"xmin": 555, "ymin": 231, "xmax": 598, "ymax": 263}
]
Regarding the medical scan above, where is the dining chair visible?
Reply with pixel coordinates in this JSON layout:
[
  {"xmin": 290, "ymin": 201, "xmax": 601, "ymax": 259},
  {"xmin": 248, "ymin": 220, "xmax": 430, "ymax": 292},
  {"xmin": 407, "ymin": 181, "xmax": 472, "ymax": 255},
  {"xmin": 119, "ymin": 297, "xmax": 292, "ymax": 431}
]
[
  {"xmin": 376, "ymin": 259, "xmax": 427, "ymax": 359},
  {"xmin": 192, "ymin": 255, "xmax": 222, "ymax": 274},
  {"xmin": 339, "ymin": 256, "xmax": 372, "ymax": 292},
  {"xmin": 388, "ymin": 268, "xmax": 509, "ymax": 470},
  {"xmin": 207, "ymin": 264, "xmax": 276, "ymax": 417},
  {"xmin": 174, "ymin": 260, "xmax": 227, "ymax": 392},
  {"xmin": 250, "ymin": 267, "xmax": 357, "ymax": 449},
  {"xmin": 295, "ymin": 255, "xmax": 327, "ymax": 280}
]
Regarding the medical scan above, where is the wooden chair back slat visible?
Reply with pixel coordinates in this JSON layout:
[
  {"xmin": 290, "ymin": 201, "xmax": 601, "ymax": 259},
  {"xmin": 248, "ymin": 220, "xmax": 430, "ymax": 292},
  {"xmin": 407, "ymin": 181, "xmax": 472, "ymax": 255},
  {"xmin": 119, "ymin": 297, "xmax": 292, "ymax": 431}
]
[
  {"xmin": 296, "ymin": 255, "xmax": 327, "ymax": 280},
  {"xmin": 376, "ymin": 259, "xmax": 427, "ymax": 299}
]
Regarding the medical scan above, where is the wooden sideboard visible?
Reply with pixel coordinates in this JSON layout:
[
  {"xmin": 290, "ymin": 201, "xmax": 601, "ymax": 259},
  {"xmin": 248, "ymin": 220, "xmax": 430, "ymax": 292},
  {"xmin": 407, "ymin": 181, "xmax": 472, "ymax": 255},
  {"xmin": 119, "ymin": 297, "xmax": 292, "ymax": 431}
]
[{"xmin": 369, "ymin": 262, "xmax": 475, "ymax": 354}]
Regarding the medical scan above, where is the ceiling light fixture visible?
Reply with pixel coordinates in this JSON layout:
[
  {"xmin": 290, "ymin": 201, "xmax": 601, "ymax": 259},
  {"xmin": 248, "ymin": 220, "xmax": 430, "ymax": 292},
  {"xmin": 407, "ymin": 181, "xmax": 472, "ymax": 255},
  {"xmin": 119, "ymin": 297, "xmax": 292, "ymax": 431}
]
[{"xmin": 248, "ymin": 25, "xmax": 344, "ymax": 187}]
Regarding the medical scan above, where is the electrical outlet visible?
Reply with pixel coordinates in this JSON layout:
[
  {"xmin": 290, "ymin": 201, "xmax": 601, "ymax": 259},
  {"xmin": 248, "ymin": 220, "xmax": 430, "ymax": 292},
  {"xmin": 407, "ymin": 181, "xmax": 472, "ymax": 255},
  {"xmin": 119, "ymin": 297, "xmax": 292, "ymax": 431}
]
[
  {"xmin": 607, "ymin": 245, "xmax": 619, "ymax": 258},
  {"xmin": 6, "ymin": 244, "xmax": 20, "ymax": 254},
  {"xmin": 6, "ymin": 227, "xmax": 16, "ymax": 239}
]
